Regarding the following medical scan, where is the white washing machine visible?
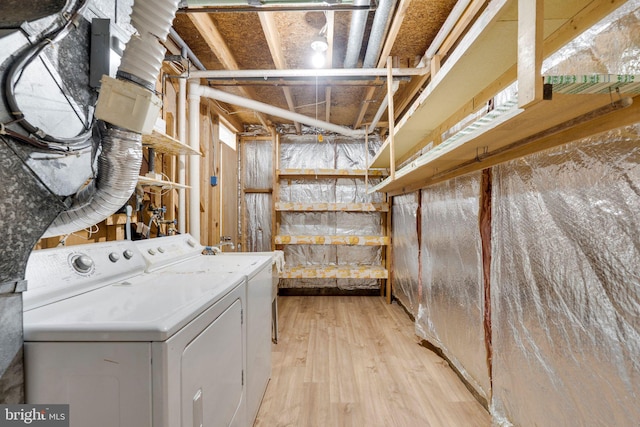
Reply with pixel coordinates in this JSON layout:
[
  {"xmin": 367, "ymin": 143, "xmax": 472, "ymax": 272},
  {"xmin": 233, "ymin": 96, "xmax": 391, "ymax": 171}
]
[
  {"xmin": 135, "ymin": 236, "xmax": 274, "ymax": 425},
  {"xmin": 23, "ymin": 238, "xmax": 248, "ymax": 427}
]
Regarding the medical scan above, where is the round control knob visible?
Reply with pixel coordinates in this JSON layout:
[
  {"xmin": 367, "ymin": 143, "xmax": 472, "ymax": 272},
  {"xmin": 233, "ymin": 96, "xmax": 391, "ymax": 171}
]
[
  {"xmin": 123, "ymin": 249, "xmax": 134, "ymax": 260},
  {"xmin": 72, "ymin": 255, "xmax": 94, "ymax": 273},
  {"xmin": 109, "ymin": 252, "xmax": 120, "ymax": 263},
  {"xmin": 157, "ymin": 247, "xmax": 165, "ymax": 253},
  {"xmin": 147, "ymin": 249, "xmax": 156, "ymax": 256}
]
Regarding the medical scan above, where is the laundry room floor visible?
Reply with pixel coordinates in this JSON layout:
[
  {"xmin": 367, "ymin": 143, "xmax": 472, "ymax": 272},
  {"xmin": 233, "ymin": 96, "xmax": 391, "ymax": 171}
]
[{"xmin": 254, "ymin": 296, "xmax": 490, "ymax": 426}]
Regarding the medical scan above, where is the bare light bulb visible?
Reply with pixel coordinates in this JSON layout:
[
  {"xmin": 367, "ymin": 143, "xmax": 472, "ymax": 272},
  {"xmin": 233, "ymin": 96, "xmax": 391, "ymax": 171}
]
[{"xmin": 311, "ymin": 51, "xmax": 325, "ymax": 68}]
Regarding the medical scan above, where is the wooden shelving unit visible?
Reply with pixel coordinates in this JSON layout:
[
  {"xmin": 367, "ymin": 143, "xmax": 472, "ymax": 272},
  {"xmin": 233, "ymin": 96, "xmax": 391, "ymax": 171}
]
[
  {"xmin": 368, "ymin": 0, "xmax": 632, "ymax": 195},
  {"xmin": 142, "ymin": 129, "xmax": 201, "ymax": 156},
  {"xmin": 274, "ymin": 161, "xmax": 391, "ymax": 291},
  {"xmin": 275, "ymin": 202, "xmax": 389, "ymax": 212},
  {"xmin": 278, "ymin": 168, "xmax": 386, "ymax": 178},
  {"xmin": 274, "ymin": 235, "xmax": 390, "ymax": 246},
  {"xmin": 280, "ymin": 265, "xmax": 389, "ymax": 280},
  {"xmin": 137, "ymin": 175, "xmax": 190, "ymax": 190}
]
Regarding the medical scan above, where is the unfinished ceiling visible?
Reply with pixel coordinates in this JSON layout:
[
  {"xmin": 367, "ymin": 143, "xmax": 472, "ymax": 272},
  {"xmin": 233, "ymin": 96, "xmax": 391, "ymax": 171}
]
[{"xmin": 171, "ymin": 0, "xmax": 458, "ymax": 133}]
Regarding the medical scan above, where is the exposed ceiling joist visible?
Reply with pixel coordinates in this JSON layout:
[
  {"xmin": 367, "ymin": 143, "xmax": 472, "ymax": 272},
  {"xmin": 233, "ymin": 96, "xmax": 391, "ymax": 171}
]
[
  {"xmin": 188, "ymin": 13, "xmax": 271, "ymax": 129},
  {"xmin": 259, "ymin": 11, "xmax": 302, "ymax": 134},
  {"xmin": 325, "ymin": 10, "xmax": 335, "ymax": 122}
]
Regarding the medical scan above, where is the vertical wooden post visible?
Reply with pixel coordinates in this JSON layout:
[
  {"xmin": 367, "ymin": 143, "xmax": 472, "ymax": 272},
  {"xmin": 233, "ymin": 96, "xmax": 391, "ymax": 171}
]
[
  {"xmin": 385, "ymin": 195, "xmax": 393, "ymax": 304},
  {"xmin": 364, "ymin": 130, "xmax": 369, "ymax": 192},
  {"xmin": 430, "ymin": 53, "xmax": 442, "ymax": 78},
  {"xmin": 518, "ymin": 0, "xmax": 543, "ymax": 108},
  {"xmin": 386, "ymin": 57, "xmax": 396, "ymax": 181},
  {"xmin": 240, "ymin": 136, "xmax": 247, "ymax": 252},
  {"xmin": 272, "ymin": 133, "xmax": 279, "ymax": 251}
]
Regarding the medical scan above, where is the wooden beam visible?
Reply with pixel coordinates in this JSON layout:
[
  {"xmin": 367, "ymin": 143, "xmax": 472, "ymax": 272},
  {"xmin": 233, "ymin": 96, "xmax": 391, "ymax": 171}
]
[
  {"xmin": 438, "ymin": 0, "xmax": 488, "ymax": 56},
  {"xmin": 387, "ymin": 57, "xmax": 396, "ymax": 180},
  {"xmin": 353, "ymin": 87, "xmax": 376, "ymax": 129},
  {"xmin": 377, "ymin": 0, "xmax": 412, "ymax": 69},
  {"xmin": 188, "ymin": 13, "xmax": 270, "ymax": 129},
  {"xmin": 325, "ymin": 11, "xmax": 335, "ymax": 123},
  {"xmin": 353, "ymin": 0, "xmax": 412, "ymax": 129},
  {"xmin": 395, "ymin": 0, "xmax": 484, "ymax": 119},
  {"xmin": 517, "ymin": 0, "xmax": 543, "ymax": 108},
  {"xmin": 259, "ymin": 12, "xmax": 301, "ymax": 134}
]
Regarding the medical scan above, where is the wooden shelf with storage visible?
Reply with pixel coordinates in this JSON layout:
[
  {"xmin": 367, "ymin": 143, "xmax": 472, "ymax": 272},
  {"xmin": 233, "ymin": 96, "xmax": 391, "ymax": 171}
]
[
  {"xmin": 137, "ymin": 175, "xmax": 190, "ymax": 190},
  {"xmin": 274, "ymin": 235, "xmax": 390, "ymax": 246},
  {"xmin": 280, "ymin": 265, "xmax": 389, "ymax": 279},
  {"xmin": 274, "ymin": 160, "xmax": 391, "ymax": 286},
  {"xmin": 142, "ymin": 129, "xmax": 201, "ymax": 156},
  {"xmin": 275, "ymin": 202, "xmax": 389, "ymax": 212},
  {"xmin": 369, "ymin": 0, "xmax": 629, "ymax": 193}
]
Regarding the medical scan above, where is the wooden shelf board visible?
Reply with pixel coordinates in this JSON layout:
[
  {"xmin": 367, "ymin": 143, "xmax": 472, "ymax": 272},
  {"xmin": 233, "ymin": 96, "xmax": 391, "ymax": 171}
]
[
  {"xmin": 275, "ymin": 202, "xmax": 389, "ymax": 212},
  {"xmin": 280, "ymin": 265, "xmax": 388, "ymax": 279},
  {"xmin": 277, "ymin": 168, "xmax": 386, "ymax": 178},
  {"xmin": 243, "ymin": 188, "xmax": 273, "ymax": 193},
  {"xmin": 370, "ymin": 0, "xmax": 607, "ymax": 169},
  {"xmin": 375, "ymin": 91, "xmax": 639, "ymax": 195},
  {"xmin": 137, "ymin": 175, "xmax": 190, "ymax": 190},
  {"xmin": 142, "ymin": 130, "xmax": 201, "ymax": 156},
  {"xmin": 274, "ymin": 235, "xmax": 390, "ymax": 246}
]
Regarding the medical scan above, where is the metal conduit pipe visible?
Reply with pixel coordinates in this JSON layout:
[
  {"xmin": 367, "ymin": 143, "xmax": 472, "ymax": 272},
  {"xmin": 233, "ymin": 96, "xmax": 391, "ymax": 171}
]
[
  {"xmin": 188, "ymin": 67, "xmax": 426, "ymax": 80},
  {"xmin": 343, "ymin": 0, "xmax": 371, "ymax": 68},
  {"xmin": 44, "ymin": 0, "xmax": 181, "ymax": 237},
  {"xmin": 169, "ymin": 27, "xmax": 206, "ymax": 71},
  {"xmin": 362, "ymin": 0, "xmax": 396, "ymax": 68},
  {"xmin": 420, "ymin": 0, "xmax": 472, "ymax": 65},
  {"xmin": 191, "ymin": 82, "xmax": 365, "ymax": 138}
]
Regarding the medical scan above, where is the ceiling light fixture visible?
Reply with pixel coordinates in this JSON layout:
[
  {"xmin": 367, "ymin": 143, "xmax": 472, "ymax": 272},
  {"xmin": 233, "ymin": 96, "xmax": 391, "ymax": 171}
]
[
  {"xmin": 310, "ymin": 34, "xmax": 328, "ymax": 68},
  {"xmin": 310, "ymin": 35, "xmax": 328, "ymax": 53}
]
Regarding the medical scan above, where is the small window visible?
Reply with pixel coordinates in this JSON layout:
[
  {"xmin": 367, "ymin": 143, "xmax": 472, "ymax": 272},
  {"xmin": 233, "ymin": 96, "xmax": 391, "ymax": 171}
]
[{"xmin": 220, "ymin": 124, "xmax": 236, "ymax": 150}]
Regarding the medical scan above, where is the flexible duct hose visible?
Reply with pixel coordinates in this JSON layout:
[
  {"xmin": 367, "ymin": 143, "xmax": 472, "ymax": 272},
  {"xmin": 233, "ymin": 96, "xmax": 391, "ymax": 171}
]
[
  {"xmin": 43, "ymin": 126, "xmax": 142, "ymax": 237},
  {"xmin": 119, "ymin": 0, "xmax": 181, "ymax": 87},
  {"xmin": 43, "ymin": 0, "xmax": 180, "ymax": 237}
]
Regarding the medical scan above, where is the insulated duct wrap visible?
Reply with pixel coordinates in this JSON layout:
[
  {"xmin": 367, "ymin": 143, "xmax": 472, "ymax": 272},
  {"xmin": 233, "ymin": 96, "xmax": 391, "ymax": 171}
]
[
  {"xmin": 245, "ymin": 193, "xmax": 272, "ymax": 252},
  {"xmin": 417, "ymin": 172, "xmax": 490, "ymax": 401},
  {"xmin": 542, "ymin": 0, "xmax": 640, "ymax": 75},
  {"xmin": 490, "ymin": 124, "xmax": 640, "ymax": 426},
  {"xmin": 278, "ymin": 134, "xmax": 383, "ymax": 290},
  {"xmin": 390, "ymin": 192, "xmax": 419, "ymax": 316},
  {"xmin": 242, "ymin": 138, "xmax": 273, "ymax": 190},
  {"xmin": 43, "ymin": 126, "xmax": 142, "ymax": 237}
]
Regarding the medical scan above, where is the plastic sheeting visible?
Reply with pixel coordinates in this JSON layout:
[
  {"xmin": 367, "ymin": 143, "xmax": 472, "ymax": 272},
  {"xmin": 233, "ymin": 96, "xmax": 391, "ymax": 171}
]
[
  {"xmin": 278, "ymin": 134, "xmax": 383, "ymax": 290},
  {"xmin": 417, "ymin": 172, "xmax": 491, "ymax": 401},
  {"xmin": 490, "ymin": 124, "xmax": 640, "ymax": 426},
  {"xmin": 391, "ymin": 192, "xmax": 419, "ymax": 316}
]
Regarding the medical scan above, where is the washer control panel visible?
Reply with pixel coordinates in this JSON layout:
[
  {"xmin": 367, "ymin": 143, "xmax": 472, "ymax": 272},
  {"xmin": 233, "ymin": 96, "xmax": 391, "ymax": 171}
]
[
  {"xmin": 135, "ymin": 234, "xmax": 202, "ymax": 272},
  {"xmin": 24, "ymin": 240, "xmax": 147, "ymax": 310}
]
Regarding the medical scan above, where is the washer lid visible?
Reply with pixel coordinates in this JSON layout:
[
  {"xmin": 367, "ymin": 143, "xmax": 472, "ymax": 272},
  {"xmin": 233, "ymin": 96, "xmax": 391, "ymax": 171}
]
[
  {"xmin": 23, "ymin": 269, "xmax": 245, "ymax": 342},
  {"xmin": 173, "ymin": 253, "xmax": 273, "ymax": 279}
]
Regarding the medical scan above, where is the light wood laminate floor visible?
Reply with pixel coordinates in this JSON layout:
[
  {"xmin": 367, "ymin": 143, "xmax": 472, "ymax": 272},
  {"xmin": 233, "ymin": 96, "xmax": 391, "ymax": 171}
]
[{"xmin": 255, "ymin": 296, "xmax": 491, "ymax": 427}]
